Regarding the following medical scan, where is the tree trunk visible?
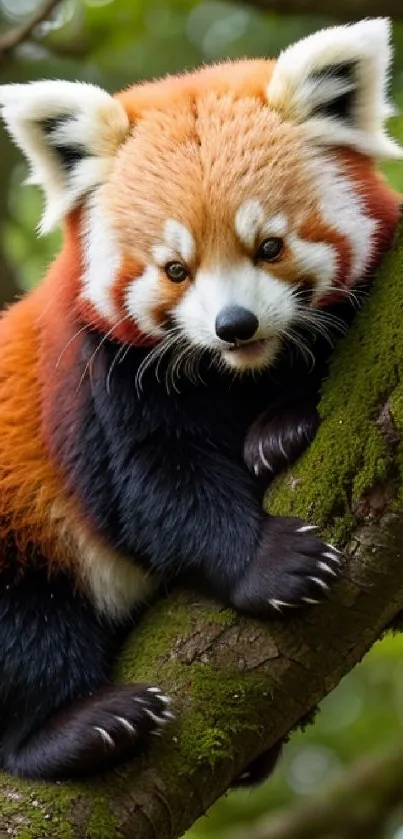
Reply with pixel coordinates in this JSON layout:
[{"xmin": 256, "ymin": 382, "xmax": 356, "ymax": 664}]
[
  {"xmin": 1, "ymin": 222, "xmax": 403, "ymax": 838},
  {"xmin": 242, "ymin": 0, "xmax": 403, "ymax": 21}
]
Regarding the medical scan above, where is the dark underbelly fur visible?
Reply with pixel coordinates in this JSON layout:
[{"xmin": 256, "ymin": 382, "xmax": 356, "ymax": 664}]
[{"xmin": 0, "ymin": 299, "xmax": 354, "ymax": 781}]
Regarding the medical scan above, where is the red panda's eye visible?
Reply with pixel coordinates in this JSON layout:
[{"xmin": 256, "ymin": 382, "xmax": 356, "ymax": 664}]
[
  {"xmin": 255, "ymin": 238, "xmax": 284, "ymax": 263},
  {"xmin": 164, "ymin": 262, "xmax": 189, "ymax": 283}
]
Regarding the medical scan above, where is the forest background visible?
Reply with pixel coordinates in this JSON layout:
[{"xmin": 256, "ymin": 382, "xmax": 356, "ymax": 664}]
[{"xmin": 1, "ymin": 2, "xmax": 403, "ymax": 838}]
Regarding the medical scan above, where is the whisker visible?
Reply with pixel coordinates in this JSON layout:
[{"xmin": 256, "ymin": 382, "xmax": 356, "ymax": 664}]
[
  {"xmin": 106, "ymin": 342, "xmax": 131, "ymax": 396},
  {"xmin": 75, "ymin": 315, "xmax": 130, "ymax": 394},
  {"xmin": 56, "ymin": 325, "xmax": 88, "ymax": 370},
  {"xmin": 135, "ymin": 329, "xmax": 183, "ymax": 395}
]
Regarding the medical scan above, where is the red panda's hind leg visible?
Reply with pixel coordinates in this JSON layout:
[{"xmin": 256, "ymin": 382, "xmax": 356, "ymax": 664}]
[
  {"xmin": 3, "ymin": 684, "xmax": 172, "ymax": 780},
  {"xmin": 0, "ymin": 563, "xmax": 172, "ymax": 780}
]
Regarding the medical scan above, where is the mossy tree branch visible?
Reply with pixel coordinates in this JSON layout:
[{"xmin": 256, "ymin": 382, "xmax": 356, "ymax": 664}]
[{"xmin": 1, "ymin": 224, "xmax": 403, "ymax": 838}]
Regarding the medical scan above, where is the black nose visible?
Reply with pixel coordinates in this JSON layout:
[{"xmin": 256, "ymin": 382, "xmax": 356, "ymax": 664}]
[{"xmin": 215, "ymin": 305, "xmax": 259, "ymax": 343}]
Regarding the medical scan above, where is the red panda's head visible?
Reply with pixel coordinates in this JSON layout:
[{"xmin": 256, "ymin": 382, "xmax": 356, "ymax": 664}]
[{"xmin": 1, "ymin": 18, "xmax": 401, "ymax": 372}]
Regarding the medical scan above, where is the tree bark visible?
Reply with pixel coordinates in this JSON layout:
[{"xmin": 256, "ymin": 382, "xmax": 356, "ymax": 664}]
[
  {"xmin": 242, "ymin": 0, "xmax": 403, "ymax": 21},
  {"xmin": 1, "ymin": 222, "xmax": 403, "ymax": 837}
]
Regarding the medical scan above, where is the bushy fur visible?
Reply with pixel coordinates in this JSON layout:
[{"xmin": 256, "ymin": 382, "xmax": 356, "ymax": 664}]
[{"xmin": 0, "ymin": 19, "xmax": 401, "ymax": 781}]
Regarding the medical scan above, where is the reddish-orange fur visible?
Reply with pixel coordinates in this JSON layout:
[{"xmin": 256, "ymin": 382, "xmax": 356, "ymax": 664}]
[{"xmin": 0, "ymin": 60, "xmax": 400, "ymax": 573}]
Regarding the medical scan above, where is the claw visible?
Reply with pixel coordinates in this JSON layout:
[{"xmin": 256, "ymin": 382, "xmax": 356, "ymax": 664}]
[
  {"xmin": 145, "ymin": 709, "xmax": 170, "ymax": 726},
  {"xmin": 325, "ymin": 542, "xmax": 342, "ymax": 555},
  {"xmin": 322, "ymin": 551, "xmax": 342, "ymax": 564},
  {"xmin": 317, "ymin": 560, "xmax": 337, "ymax": 576},
  {"xmin": 308, "ymin": 576, "xmax": 329, "ymax": 591},
  {"xmin": 302, "ymin": 596, "xmax": 320, "ymax": 605},
  {"xmin": 296, "ymin": 525, "xmax": 319, "ymax": 533},
  {"xmin": 258, "ymin": 440, "xmax": 273, "ymax": 471}
]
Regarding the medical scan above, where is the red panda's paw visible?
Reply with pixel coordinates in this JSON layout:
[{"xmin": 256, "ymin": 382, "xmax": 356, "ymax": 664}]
[
  {"xmin": 243, "ymin": 402, "xmax": 320, "ymax": 481},
  {"xmin": 230, "ymin": 516, "xmax": 343, "ymax": 616},
  {"xmin": 4, "ymin": 684, "xmax": 174, "ymax": 780},
  {"xmin": 65, "ymin": 685, "xmax": 174, "ymax": 776}
]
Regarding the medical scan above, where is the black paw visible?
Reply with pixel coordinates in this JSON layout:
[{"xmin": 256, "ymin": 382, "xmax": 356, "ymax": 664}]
[
  {"xmin": 244, "ymin": 402, "xmax": 319, "ymax": 480},
  {"xmin": 40, "ymin": 684, "xmax": 173, "ymax": 779},
  {"xmin": 232, "ymin": 742, "xmax": 283, "ymax": 788},
  {"xmin": 231, "ymin": 516, "xmax": 342, "ymax": 616}
]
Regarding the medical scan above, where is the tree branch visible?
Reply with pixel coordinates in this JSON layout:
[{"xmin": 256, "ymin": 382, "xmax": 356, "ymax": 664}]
[
  {"xmin": 240, "ymin": 0, "xmax": 403, "ymax": 21},
  {"xmin": 0, "ymin": 0, "xmax": 62, "ymax": 60},
  {"xmin": 0, "ymin": 222, "xmax": 403, "ymax": 837},
  {"xmin": 228, "ymin": 744, "xmax": 403, "ymax": 839}
]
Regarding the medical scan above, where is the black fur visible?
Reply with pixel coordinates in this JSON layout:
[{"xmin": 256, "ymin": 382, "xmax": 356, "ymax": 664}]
[
  {"xmin": 41, "ymin": 116, "xmax": 88, "ymax": 173},
  {"xmin": 1, "ymin": 298, "xmax": 355, "ymax": 780},
  {"xmin": 0, "ymin": 558, "xmax": 170, "ymax": 779},
  {"xmin": 310, "ymin": 61, "xmax": 357, "ymax": 124}
]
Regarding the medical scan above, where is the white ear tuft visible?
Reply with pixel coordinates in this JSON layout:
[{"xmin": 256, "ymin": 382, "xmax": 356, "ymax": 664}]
[
  {"xmin": 267, "ymin": 18, "xmax": 403, "ymax": 160},
  {"xmin": 0, "ymin": 80, "xmax": 130, "ymax": 233}
]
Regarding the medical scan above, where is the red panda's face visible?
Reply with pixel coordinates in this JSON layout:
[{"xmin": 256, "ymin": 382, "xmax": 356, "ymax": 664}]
[
  {"xmin": 1, "ymin": 19, "xmax": 401, "ymax": 373},
  {"xmin": 83, "ymin": 87, "xmax": 399, "ymax": 372}
]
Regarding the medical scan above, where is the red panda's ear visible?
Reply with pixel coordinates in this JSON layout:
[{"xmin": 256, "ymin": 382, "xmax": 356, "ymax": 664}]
[
  {"xmin": 0, "ymin": 81, "xmax": 130, "ymax": 234},
  {"xmin": 267, "ymin": 18, "xmax": 403, "ymax": 161}
]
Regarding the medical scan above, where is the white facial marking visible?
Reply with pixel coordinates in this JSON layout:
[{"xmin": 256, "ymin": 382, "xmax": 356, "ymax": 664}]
[
  {"xmin": 288, "ymin": 232, "xmax": 337, "ymax": 296},
  {"xmin": 152, "ymin": 244, "xmax": 175, "ymax": 266},
  {"xmin": 125, "ymin": 264, "xmax": 165, "ymax": 338},
  {"xmin": 235, "ymin": 200, "xmax": 265, "ymax": 248},
  {"xmin": 262, "ymin": 212, "xmax": 289, "ymax": 239},
  {"xmin": 174, "ymin": 260, "xmax": 296, "ymax": 370},
  {"xmin": 81, "ymin": 194, "xmax": 122, "ymax": 323},
  {"xmin": 164, "ymin": 219, "xmax": 195, "ymax": 263},
  {"xmin": 313, "ymin": 157, "xmax": 377, "ymax": 284}
]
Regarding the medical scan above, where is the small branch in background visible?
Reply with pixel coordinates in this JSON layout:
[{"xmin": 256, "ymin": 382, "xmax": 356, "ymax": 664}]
[
  {"xmin": 228, "ymin": 745, "xmax": 403, "ymax": 839},
  {"xmin": 239, "ymin": 0, "xmax": 403, "ymax": 21},
  {"xmin": 0, "ymin": 0, "xmax": 62, "ymax": 61}
]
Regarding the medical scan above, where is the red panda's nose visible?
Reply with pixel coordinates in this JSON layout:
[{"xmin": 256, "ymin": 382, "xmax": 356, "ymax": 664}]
[{"xmin": 215, "ymin": 306, "xmax": 259, "ymax": 343}]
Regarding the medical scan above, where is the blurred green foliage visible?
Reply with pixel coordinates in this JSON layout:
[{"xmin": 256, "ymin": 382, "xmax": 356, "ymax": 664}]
[{"xmin": 1, "ymin": 2, "xmax": 403, "ymax": 837}]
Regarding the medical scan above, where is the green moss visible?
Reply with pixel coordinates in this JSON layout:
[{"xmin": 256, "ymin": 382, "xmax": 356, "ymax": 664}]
[
  {"xmin": 170, "ymin": 665, "xmax": 271, "ymax": 775},
  {"xmin": 115, "ymin": 593, "xmax": 192, "ymax": 684},
  {"xmin": 0, "ymin": 777, "xmax": 76, "ymax": 838},
  {"xmin": 84, "ymin": 798, "xmax": 120, "ymax": 839},
  {"xmin": 389, "ymin": 382, "xmax": 403, "ymax": 506},
  {"xmin": 268, "ymin": 220, "xmax": 403, "ymax": 544}
]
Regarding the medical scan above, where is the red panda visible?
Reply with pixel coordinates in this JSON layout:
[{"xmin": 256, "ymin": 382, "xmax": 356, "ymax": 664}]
[{"xmin": 0, "ymin": 18, "xmax": 401, "ymax": 782}]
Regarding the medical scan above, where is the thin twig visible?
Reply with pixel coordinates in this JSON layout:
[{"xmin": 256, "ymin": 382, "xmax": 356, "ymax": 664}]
[{"xmin": 0, "ymin": 0, "xmax": 62, "ymax": 59}]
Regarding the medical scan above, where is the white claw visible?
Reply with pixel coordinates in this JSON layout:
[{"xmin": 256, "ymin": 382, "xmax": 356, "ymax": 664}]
[
  {"xmin": 322, "ymin": 551, "xmax": 342, "ymax": 564},
  {"xmin": 145, "ymin": 709, "xmax": 169, "ymax": 726},
  {"xmin": 309, "ymin": 576, "xmax": 329, "ymax": 591},
  {"xmin": 239, "ymin": 772, "xmax": 251, "ymax": 780},
  {"xmin": 254, "ymin": 463, "xmax": 260, "ymax": 476},
  {"xmin": 317, "ymin": 561, "xmax": 337, "ymax": 577},
  {"xmin": 325, "ymin": 542, "xmax": 342, "ymax": 555},
  {"xmin": 94, "ymin": 727, "xmax": 114, "ymax": 748},
  {"xmin": 158, "ymin": 695, "xmax": 172, "ymax": 705},
  {"xmin": 259, "ymin": 440, "xmax": 273, "ymax": 471},
  {"xmin": 268, "ymin": 598, "xmax": 290, "ymax": 612},
  {"xmin": 296, "ymin": 525, "xmax": 319, "ymax": 533},
  {"xmin": 114, "ymin": 716, "xmax": 136, "ymax": 735},
  {"xmin": 162, "ymin": 710, "xmax": 175, "ymax": 720},
  {"xmin": 147, "ymin": 686, "xmax": 162, "ymax": 694},
  {"xmin": 302, "ymin": 597, "xmax": 320, "ymax": 605}
]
